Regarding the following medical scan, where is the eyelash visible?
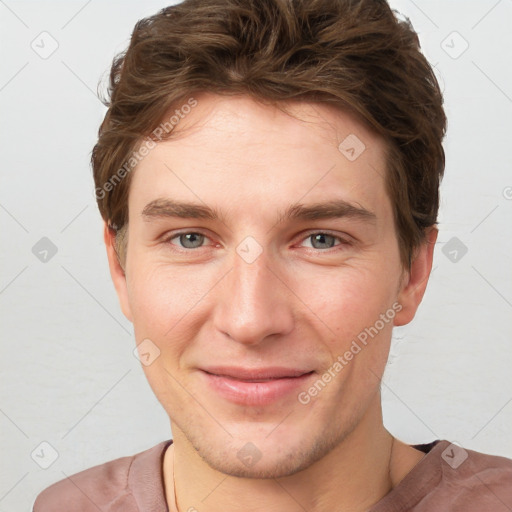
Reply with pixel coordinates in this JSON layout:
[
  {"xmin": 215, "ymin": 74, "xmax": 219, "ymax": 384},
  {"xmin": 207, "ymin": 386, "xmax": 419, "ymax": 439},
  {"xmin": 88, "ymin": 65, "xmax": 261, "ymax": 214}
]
[{"xmin": 162, "ymin": 230, "xmax": 353, "ymax": 253}]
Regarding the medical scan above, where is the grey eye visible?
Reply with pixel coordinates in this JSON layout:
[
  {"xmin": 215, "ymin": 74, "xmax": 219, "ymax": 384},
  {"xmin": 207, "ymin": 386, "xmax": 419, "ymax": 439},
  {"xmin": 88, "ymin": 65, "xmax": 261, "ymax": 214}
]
[
  {"xmin": 309, "ymin": 233, "xmax": 337, "ymax": 249},
  {"xmin": 179, "ymin": 233, "xmax": 205, "ymax": 249}
]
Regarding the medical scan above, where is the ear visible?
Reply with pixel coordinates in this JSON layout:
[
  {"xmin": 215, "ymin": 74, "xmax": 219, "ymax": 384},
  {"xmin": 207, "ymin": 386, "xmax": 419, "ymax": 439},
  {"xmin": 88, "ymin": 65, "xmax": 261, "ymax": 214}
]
[
  {"xmin": 393, "ymin": 227, "xmax": 438, "ymax": 326},
  {"xmin": 104, "ymin": 222, "xmax": 133, "ymax": 322}
]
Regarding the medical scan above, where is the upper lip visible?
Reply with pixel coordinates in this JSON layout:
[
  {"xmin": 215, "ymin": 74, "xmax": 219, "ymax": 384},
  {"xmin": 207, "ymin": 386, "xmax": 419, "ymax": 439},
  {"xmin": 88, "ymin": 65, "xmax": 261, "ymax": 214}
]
[{"xmin": 200, "ymin": 366, "xmax": 314, "ymax": 380}]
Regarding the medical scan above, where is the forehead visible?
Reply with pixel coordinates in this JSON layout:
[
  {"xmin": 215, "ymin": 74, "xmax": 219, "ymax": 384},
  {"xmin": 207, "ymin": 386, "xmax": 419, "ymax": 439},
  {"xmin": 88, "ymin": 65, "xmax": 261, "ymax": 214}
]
[
  {"xmin": 158, "ymin": 93, "xmax": 382, "ymax": 155},
  {"xmin": 128, "ymin": 93, "xmax": 391, "ymax": 226}
]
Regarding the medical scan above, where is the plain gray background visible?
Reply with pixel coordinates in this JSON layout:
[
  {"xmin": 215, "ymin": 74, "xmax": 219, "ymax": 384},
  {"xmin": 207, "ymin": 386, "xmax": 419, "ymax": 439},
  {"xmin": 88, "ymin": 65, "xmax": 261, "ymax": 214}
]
[{"xmin": 1, "ymin": 0, "xmax": 511, "ymax": 510}]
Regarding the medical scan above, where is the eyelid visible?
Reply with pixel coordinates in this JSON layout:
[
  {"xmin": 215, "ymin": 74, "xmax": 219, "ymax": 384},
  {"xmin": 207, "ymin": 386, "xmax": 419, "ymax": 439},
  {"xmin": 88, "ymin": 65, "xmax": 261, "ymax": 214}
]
[
  {"xmin": 162, "ymin": 229, "xmax": 354, "ymax": 251},
  {"xmin": 296, "ymin": 230, "xmax": 354, "ymax": 249},
  {"xmin": 162, "ymin": 229, "xmax": 217, "ymax": 248}
]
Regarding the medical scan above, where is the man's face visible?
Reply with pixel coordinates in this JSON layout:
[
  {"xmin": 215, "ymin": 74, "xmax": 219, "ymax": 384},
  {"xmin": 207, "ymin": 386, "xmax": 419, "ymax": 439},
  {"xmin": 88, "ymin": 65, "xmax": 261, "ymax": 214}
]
[{"xmin": 112, "ymin": 94, "xmax": 418, "ymax": 478}]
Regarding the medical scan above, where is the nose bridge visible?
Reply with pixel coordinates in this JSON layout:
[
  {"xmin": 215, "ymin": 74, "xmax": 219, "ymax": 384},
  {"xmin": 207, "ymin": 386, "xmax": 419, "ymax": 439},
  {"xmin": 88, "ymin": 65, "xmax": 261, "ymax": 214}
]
[
  {"xmin": 232, "ymin": 249, "xmax": 273, "ymax": 309},
  {"xmin": 213, "ymin": 245, "xmax": 293, "ymax": 345}
]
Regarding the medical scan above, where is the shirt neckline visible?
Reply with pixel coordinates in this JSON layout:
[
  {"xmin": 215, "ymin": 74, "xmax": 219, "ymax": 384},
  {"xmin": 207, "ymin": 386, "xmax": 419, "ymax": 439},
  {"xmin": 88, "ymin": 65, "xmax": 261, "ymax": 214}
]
[
  {"xmin": 130, "ymin": 438, "xmax": 448, "ymax": 512},
  {"xmin": 369, "ymin": 439, "xmax": 450, "ymax": 512}
]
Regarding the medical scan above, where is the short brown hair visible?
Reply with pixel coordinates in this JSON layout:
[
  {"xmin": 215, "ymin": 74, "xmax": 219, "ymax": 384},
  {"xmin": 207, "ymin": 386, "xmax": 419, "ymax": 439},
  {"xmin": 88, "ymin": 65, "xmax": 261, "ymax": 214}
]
[{"xmin": 92, "ymin": 0, "xmax": 446, "ymax": 269}]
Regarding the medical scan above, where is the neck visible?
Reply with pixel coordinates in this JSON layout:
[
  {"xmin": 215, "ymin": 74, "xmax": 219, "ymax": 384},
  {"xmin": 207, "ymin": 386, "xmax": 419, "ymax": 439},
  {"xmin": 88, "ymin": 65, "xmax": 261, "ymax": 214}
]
[{"xmin": 163, "ymin": 395, "xmax": 424, "ymax": 512}]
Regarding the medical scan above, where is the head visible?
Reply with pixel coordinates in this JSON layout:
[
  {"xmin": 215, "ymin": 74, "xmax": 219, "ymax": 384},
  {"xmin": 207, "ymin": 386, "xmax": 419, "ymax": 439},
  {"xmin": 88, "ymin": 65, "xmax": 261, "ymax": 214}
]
[{"xmin": 93, "ymin": 0, "xmax": 446, "ymax": 478}]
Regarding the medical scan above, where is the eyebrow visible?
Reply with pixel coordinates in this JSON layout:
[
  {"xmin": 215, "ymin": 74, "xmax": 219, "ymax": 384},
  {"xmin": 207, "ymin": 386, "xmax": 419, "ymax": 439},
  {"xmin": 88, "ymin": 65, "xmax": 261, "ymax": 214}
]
[{"xmin": 141, "ymin": 198, "xmax": 377, "ymax": 225}]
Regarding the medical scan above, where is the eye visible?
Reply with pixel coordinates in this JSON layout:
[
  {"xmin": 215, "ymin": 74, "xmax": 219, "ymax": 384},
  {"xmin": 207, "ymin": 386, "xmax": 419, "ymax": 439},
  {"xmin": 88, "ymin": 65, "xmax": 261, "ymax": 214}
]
[
  {"xmin": 166, "ymin": 232, "xmax": 209, "ymax": 249},
  {"xmin": 300, "ymin": 232, "xmax": 350, "ymax": 250},
  {"xmin": 162, "ymin": 231, "xmax": 351, "ymax": 252}
]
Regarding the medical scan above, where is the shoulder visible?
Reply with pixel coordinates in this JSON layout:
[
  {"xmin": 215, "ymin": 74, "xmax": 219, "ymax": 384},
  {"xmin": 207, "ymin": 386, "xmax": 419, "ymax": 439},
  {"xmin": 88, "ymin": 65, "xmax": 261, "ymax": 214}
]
[
  {"xmin": 373, "ymin": 440, "xmax": 512, "ymax": 511},
  {"xmin": 32, "ymin": 440, "xmax": 171, "ymax": 512},
  {"xmin": 32, "ymin": 453, "xmax": 135, "ymax": 512},
  {"xmin": 421, "ymin": 440, "xmax": 512, "ymax": 510},
  {"xmin": 444, "ymin": 442, "xmax": 512, "ymax": 492}
]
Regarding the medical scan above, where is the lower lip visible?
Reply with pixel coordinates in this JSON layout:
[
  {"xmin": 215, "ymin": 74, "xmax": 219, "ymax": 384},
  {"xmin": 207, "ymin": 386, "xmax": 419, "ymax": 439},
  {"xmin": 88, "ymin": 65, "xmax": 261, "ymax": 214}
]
[{"xmin": 200, "ymin": 370, "xmax": 315, "ymax": 406}]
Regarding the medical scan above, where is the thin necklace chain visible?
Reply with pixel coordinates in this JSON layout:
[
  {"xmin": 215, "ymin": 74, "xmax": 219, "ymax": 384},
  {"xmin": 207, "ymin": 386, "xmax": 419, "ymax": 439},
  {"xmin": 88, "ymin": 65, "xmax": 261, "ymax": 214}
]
[{"xmin": 173, "ymin": 447, "xmax": 179, "ymax": 512}]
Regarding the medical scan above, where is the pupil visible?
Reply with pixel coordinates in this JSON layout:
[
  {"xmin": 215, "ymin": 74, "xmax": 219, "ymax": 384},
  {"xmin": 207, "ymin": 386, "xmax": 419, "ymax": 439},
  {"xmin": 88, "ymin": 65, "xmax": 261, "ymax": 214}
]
[
  {"xmin": 313, "ymin": 234, "xmax": 333, "ymax": 249},
  {"xmin": 182, "ymin": 233, "xmax": 202, "ymax": 248}
]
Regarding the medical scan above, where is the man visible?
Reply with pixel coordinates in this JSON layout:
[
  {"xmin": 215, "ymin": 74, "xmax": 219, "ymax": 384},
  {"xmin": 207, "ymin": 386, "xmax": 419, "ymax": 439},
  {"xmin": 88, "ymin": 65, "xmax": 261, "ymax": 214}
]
[{"xmin": 34, "ymin": 0, "xmax": 512, "ymax": 510}]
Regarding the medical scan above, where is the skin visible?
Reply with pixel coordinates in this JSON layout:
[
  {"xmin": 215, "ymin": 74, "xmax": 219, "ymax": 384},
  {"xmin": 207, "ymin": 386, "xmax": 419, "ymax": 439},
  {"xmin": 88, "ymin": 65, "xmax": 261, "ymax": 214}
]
[{"xmin": 105, "ymin": 93, "xmax": 437, "ymax": 512}]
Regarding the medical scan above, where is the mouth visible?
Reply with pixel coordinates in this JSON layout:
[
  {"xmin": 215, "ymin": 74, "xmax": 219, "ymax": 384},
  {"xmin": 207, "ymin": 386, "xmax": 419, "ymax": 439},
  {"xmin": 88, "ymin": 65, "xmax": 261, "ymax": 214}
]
[{"xmin": 199, "ymin": 367, "xmax": 316, "ymax": 406}]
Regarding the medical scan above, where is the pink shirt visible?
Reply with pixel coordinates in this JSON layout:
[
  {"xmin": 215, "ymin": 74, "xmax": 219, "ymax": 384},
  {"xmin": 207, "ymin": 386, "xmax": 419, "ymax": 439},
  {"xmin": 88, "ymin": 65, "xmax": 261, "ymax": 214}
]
[{"xmin": 33, "ymin": 439, "xmax": 512, "ymax": 511}]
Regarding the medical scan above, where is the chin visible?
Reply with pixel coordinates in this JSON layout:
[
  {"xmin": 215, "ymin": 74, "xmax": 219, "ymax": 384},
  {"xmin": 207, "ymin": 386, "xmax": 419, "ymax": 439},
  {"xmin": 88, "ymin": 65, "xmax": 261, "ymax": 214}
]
[{"xmin": 185, "ymin": 420, "xmax": 347, "ymax": 479}]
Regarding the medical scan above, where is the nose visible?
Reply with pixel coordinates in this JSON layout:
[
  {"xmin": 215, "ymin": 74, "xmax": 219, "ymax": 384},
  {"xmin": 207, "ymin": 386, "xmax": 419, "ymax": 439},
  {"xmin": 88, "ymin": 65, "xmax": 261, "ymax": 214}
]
[{"xmin": 213, "ymin": 248, "xmax": 294, "ymax": 346}]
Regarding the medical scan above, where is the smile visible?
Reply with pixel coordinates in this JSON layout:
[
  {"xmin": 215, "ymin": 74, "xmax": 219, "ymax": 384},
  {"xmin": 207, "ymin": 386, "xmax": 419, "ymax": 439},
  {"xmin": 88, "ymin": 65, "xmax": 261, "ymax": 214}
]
[{"xmin": 199, "ymin": 368, "xmax": 316, "ymax": 406}]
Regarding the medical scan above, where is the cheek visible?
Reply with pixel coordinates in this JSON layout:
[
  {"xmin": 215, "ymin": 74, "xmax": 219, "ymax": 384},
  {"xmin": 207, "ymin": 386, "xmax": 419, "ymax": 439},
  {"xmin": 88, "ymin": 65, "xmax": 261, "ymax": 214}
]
[
  {"xmin": 125, "ymin": 263, "xmax": 208, "ymax": 407},
  {"xmin": 293, "ymin": 262, "xmax": 399, "ymax": 345},
  {"xmin": 126, "ymin": 260, "xmax": 210, "ymax": 340}
]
